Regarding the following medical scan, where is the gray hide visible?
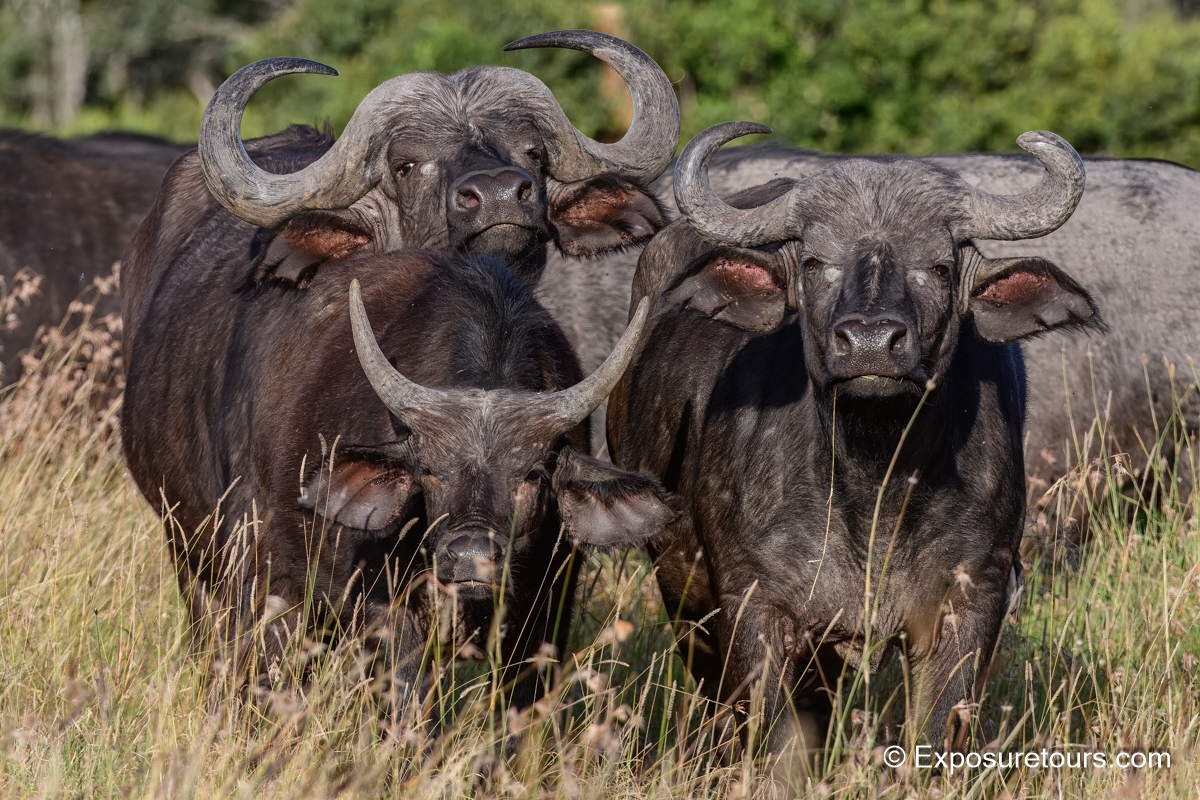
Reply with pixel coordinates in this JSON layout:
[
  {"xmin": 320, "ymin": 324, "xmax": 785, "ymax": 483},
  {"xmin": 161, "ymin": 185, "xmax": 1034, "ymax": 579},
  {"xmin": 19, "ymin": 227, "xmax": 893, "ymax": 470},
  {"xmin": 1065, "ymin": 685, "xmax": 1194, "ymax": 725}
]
[{"xmin": 540, "ymin": 142, "xmax": 1200, "ymax": 498}]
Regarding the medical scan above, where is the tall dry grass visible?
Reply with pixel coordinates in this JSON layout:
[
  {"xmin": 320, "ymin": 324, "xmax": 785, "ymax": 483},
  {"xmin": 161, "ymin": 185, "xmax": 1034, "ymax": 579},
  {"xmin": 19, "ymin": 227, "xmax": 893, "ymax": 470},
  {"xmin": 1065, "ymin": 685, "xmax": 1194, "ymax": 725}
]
[{"xmin": 0, "ymin": 290, "xmax": 1196, "ymax": 798}]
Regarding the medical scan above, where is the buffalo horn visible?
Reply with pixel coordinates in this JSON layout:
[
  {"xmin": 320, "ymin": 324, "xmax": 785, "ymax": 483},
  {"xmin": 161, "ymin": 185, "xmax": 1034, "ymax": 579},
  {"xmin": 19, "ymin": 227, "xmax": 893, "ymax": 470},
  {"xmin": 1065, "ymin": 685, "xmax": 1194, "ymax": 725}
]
[
  {"xmin": 673, "ymin": 121, "xmax": 796, "ymax": 247},
  {"xmin": 541, "ymin": 296, "xmax": 649, "ymax": 428},
  {"xmin": 504, "ymin": 30, "xmax": 679, "ymax": 184},
  {"xmin": 349, "ymin": 279, "xmax": 449, "ymax": 420},
  {"xmin": 954, "ymin": 130, "xmax": 1085, "ymax": 241},
  {"xmin": 199, "ymin": 58, "xmax": 442, "ymax": 229}
]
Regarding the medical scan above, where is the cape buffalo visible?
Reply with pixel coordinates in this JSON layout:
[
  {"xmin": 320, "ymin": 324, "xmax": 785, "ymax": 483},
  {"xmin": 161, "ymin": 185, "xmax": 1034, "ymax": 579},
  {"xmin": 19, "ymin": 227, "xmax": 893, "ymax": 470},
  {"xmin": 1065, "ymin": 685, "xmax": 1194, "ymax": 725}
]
[
  {"xmin": 607, "ymin": 122, "xmax": 1101, "ymax": 757},
  {"xmin": 193, "ymin": 30, "xmax": 678, "ymax": 294},
  {"xmin": 545, "ymin": 144, "xmax": 1199, "ymax": 508},
  {"xmin": 121, "ymin": 185, "xmax": 674, "ymax": 703},
  {"xmin": 0, "ymin": 130, "xmax": 187, "ymax": 384}
]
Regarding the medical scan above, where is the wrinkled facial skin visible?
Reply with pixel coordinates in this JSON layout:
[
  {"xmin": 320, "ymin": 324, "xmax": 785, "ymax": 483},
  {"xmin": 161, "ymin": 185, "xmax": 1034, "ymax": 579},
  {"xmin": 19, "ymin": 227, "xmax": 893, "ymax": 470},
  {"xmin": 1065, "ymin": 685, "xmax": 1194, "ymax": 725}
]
[
  {"xmin": 795, "ymin": 214, "xmax": 957, "ymax": 408},
  {"xmin": 379, "ymin": 113, "xmax": 552, "ymax": 273},
  {"xmin": 382, "ymin": 395, "xmax": 567, "ymax": 598}
]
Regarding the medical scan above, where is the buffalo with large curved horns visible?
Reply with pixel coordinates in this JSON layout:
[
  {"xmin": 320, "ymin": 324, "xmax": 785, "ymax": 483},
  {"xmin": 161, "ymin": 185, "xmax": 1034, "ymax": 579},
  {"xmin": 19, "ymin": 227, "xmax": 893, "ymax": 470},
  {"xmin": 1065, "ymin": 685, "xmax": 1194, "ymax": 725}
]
[
  {"xmin": 607, "ymin": 121, "xmax": 1100, "ymax": 762},
  {"xmin": 193, "ymin": 31, "xmax": 679, "ymax": 286}
]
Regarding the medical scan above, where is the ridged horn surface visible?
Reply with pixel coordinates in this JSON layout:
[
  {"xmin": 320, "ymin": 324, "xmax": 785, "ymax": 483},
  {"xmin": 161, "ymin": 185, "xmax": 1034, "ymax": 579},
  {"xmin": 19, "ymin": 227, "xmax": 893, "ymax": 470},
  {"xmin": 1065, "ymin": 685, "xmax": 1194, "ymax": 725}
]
[
  {"xmin": 954, "ymin": 130, "xmax": 1085, "ymax": 241},
  {"xmin": 673, "ymin": 121, "xmax": 796, "ymax": 247},
  {"xmin": 504, "ymin": 30, "xmax": 679, "ymax": 184},
  {"xmin": 349, "ymin": 279, "xmax": 449, "ymax": 420}
]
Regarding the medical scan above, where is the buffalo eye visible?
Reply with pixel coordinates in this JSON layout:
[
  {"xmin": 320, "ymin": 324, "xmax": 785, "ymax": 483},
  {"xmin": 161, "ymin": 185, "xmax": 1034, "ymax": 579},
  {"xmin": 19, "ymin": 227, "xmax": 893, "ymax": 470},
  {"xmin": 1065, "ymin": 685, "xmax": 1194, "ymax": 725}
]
[
  {"xmin": 397, "ymin": 162, "xmax": 416, "ymax": 178},
  {"xmin": 526, "ymin": 147, "xmax": 543, "ymax": 164},
  {"xmin": 802, "ymin": 256, "xmax": 822, "ymax": 272},
  {"xmin": 524, "ymin": 465, "xmax": 551, "ymax": 484},
  {"xmin": 932, "ymin": 263, "xmax": 951, "ymax": 280}
]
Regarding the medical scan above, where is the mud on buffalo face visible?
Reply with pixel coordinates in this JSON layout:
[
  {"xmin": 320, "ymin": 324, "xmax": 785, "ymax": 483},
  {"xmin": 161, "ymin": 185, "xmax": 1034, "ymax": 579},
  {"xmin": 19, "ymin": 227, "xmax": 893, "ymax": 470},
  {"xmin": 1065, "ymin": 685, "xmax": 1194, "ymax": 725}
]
[
  {"xmin": 666, "ymin": 122, "xmax": 1102, "ymax": 420},
  {"xmin": 198, "ymin": 31, "xmax": 678, "ymax": 283},
  {"xmin": 297, "ymin": 284, "xmax": 674, "ymax": 598}
]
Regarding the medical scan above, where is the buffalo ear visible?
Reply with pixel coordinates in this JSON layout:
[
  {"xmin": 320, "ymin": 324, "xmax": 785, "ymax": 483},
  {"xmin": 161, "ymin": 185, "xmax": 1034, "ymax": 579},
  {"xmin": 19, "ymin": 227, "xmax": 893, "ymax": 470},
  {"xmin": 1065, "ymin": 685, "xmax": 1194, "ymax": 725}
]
[
  {"xmin": 665, "ymin": 249, "xmax": 786, "ymax": 332},
  {"xmin": 548, "ymin": 175, "xmax": 666, "ymax": 257},
  {"xmin": 966, "ymin": 254, "xmax": 1101, "ymax": 342},
  {"xmin": 552, "ymin": 447, "xmax": 676, "ymax": 547},
  {"xmin": 255, "ymin": 211, "xmax": 372, "ymax": 287},
  {"xmin": 298, "ymin": 454, "xmax": 412, "ymax": 532}
]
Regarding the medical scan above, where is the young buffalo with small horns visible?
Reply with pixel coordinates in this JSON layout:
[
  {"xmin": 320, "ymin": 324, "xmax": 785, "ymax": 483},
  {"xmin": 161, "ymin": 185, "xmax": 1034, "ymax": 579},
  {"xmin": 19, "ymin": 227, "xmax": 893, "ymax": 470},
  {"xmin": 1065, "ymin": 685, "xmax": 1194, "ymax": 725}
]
[{"xmin": 608, "ymin": 122, "xmax": 1102, "ymax": 758}]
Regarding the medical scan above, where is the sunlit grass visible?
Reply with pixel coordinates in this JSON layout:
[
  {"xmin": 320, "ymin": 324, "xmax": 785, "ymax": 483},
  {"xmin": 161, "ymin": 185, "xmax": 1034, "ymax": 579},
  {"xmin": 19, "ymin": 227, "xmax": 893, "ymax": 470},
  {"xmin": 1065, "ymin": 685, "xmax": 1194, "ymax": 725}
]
[{"xmin": 0, "ymin": 303, "xmax": 1196, "ymax": 798}]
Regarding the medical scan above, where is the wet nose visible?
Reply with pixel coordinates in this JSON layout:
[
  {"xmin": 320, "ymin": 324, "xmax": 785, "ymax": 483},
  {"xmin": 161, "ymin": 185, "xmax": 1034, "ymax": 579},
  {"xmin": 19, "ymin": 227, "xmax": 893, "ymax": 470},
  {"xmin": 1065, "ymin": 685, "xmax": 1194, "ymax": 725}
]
[
  {"xmin": 439, "ymin": 533, "xmax": 505, "ymax": 584},
  {"xmin": 834, "ymin": 318, "xmax": 907, "ymax": 357},
  {"xmin": 454, "ymin": 169, "xmax": 534, "ymax": 213},
  {"xmin": 832, "ymin": 317, "xmax": 914, "ymax": 375}
]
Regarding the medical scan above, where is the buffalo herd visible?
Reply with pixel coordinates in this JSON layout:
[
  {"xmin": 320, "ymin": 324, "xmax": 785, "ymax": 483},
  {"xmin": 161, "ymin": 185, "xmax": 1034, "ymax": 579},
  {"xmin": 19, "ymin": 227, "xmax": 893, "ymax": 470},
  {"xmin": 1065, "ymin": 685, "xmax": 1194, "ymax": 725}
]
[{"xmin": 5, "ymin": 28, "xmax": 1199, "ymax": 762}]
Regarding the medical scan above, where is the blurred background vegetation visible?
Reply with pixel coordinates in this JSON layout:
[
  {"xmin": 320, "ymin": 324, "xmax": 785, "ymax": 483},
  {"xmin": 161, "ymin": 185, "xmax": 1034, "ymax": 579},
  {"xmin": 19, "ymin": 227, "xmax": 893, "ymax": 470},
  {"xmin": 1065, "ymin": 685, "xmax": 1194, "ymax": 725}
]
[{"xmin": 1, "ymin": 0, "xmax": 1199, "ymax": 166}]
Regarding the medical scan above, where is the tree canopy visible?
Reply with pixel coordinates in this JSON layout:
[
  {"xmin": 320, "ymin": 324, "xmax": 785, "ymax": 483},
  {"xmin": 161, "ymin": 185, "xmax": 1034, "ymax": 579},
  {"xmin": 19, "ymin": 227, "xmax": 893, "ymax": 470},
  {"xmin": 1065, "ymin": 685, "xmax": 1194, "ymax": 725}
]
[{"xmin": 2, "ymin": 0, "xmax": 1199, "ymax": 167}]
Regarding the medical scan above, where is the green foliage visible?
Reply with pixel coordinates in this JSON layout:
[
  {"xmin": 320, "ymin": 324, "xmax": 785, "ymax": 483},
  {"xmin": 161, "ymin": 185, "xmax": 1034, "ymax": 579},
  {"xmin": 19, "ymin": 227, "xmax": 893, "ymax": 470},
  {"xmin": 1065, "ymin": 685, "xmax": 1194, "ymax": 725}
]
[
  {"xmin": 3, "ymin": 0, "xmax": 1200, "ymax": 165},
  {"xmin": 628, "ymin": 0, "xmax": 1200, "ymax": 163}
]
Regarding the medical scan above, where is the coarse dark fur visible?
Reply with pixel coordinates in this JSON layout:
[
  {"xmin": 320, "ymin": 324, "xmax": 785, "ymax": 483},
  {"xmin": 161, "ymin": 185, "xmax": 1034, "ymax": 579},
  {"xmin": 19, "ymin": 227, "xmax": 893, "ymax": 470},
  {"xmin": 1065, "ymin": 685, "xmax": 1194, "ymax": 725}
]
[
  {"xmin": 607, "ymin": 164, "xmax": 1102, "ymax": 756},
  {"xmin": 121, "ymin": 140, "xmax": 673, "ymax": 706},
  {"xmin": 545, "ymin": 143, "xmax": 1200, "ymax": 499},
  {"xmin": 229, "ymin": 75, "xmax": 668, "ymax": 289},
  {"xmin": 0, "ymin": 129, "xmax": 188, "ymax": 384}
]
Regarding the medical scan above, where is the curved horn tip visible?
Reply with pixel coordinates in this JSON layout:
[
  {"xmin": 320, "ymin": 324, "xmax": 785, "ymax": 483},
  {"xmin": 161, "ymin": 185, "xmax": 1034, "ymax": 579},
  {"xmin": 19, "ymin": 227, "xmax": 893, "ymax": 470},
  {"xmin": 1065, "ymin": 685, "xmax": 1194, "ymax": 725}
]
[
  {"xmin": 726, "ymin": 121, "xmax": 774, "ymax": 139},
  {"xmin": 1016, "ymin": 129, "xmax": 1069, "ymax": 150},
  {"xmin": 348, "ymin": 279, "xmax": 369, "ymax": 331},
  {"xmin": 678, "ymin": 121, "xmax": 773, "ymax": 172},
  {"xmin": 504, "ymin": 29, "xmax": 620, "ymax": 52},
  {"xmin": 691, "ymin": 121, "xmax": 774, "ymax": 150},
  {"xmin": 236, "ymin": 57, "xmax": 339, "ymax": 79}
]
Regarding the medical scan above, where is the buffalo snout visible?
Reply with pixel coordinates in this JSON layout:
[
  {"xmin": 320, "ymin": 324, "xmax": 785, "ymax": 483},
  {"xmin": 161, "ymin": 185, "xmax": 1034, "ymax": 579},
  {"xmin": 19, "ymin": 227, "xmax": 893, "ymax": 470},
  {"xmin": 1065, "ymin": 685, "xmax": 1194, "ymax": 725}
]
[
  {"xmin": 454, "ymin": 168, "xmax": 534, "ymax": 210},
  {"xmin": 829, "ymin": 316, "xmax": 922, "ymax": 392},
  {"xmin": 450, "ymin": 167, "xmax": 543, "ymax": 257},
  {"xmin": 438, "ymin": 531, "xmax": 505, "ymax": 587}
]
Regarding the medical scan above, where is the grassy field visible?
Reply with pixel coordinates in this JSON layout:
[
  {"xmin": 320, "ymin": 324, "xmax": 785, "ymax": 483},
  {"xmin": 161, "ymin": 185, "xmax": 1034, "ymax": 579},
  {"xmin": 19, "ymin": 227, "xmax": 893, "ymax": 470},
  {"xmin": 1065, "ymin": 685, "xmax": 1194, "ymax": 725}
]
[{"xmin": 0, "ymin": 295, "xmax": 1197, "ymax": 798}]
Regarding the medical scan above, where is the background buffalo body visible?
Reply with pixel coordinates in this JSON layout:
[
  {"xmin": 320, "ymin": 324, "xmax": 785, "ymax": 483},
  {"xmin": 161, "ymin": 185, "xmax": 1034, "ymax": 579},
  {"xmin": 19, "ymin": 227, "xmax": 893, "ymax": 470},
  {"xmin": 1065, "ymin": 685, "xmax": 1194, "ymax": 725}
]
[{"xmin": 0, "ymin": 130, "xmax": 187, "ymax": 385}]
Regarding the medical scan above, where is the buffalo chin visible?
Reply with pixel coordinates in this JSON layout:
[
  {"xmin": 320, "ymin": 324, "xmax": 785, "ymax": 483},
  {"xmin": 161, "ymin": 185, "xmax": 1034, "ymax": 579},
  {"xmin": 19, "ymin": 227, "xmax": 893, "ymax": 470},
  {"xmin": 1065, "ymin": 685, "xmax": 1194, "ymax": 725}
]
[
  {"xmin": 833, "ymin": 375, "xmax": 926, "ymax": 400},
  {"xmin": 465, "ymin": 224, "xmax": 543, "ymax": 260},
  {"xmin": 447, "ymin": 580, "xmax": 501, "ymax": 600}
]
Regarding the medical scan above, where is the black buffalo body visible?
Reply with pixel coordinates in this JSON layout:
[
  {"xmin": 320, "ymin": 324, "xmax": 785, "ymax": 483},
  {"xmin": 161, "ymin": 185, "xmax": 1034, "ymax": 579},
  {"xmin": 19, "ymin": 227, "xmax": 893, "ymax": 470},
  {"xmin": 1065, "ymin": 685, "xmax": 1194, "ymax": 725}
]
[
  {"xmin": 121, "ymin": 134, "xmax": 673, "ymax": 702},
  {"xmin": 0, "ymin": 130, "xmax": 187, "ymax": 384},
  {"xmin": 552, "ymin": 141, "xmax": 1199, "ymax": 498},
  {"xmin": 608, "ymin": 123, "xmax": 1102, "ymax": 753}
]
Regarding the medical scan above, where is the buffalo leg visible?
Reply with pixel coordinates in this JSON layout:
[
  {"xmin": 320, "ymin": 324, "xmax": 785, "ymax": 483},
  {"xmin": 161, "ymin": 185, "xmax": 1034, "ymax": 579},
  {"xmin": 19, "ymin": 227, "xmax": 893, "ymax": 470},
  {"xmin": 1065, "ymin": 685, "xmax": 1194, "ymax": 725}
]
[
  {"xmin": 912, "ymin": 591, "xmax": 1006, "ymax": 748},
  {"xmin": 713, "ymin": 599, "xmax": 818, "ymax": 761}
]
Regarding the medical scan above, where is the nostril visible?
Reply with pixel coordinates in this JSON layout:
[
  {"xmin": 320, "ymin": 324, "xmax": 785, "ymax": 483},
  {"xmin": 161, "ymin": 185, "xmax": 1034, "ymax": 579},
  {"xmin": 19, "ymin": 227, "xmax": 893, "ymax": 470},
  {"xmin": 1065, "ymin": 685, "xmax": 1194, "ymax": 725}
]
[
  {"xmin": 456, "ymin": 187, "xmax": 481, "ymax": 210},
  {"xmin": 883, "ymin": 321, "xmax": 907, "ymax": 355},
  {"xmin": 834, "ymin": 328, "xmax": 852, "ymax": 356},
  {"xmin": 832, "ymin": 320, "xmax": 864, "ymax": 357},
  {"xmin": 883, "ymin": 320, "xmax": 908, "ymax": 353}
]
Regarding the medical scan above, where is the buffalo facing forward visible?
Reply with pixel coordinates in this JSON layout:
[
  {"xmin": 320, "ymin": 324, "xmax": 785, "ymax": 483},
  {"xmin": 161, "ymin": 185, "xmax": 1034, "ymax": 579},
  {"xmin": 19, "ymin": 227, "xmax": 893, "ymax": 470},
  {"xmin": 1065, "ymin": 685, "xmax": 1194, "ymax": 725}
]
[
  {"xmin": 608, "ymin": 122, "xmax": 1101, "ymax": 755},
  {"xmin": 189, "ymin": 30, "xmax": 678, "ymax": 296},
  {"xmin": 122, "ymin": 96, "xmax": 675, "ymax": 701}
]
